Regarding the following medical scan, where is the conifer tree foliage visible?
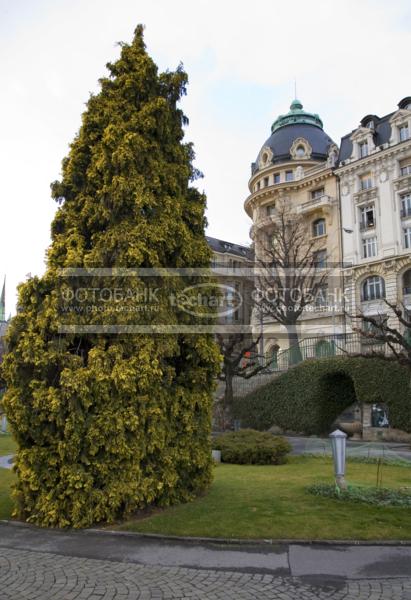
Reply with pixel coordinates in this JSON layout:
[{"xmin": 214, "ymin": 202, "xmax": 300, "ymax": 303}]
[{"xmin": 1, "ymin": 26, "xmax": 221, "ymax": 528}]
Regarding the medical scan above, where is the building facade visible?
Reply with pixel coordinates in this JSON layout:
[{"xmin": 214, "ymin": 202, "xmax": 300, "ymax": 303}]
[
  {"xmin": 210, "ymin": 96, "xmax": 411, "ymax": 362},
  {"xmin": 244, "ymin": 100, "xmax": 343, "ymax": 356},
  {"xmin": 206, "ymin": 236, "xmax": 254, "ymax": 328},
  {"xmin": 336, "ymin": 96, "xmax": 411, "ymax": 334}
]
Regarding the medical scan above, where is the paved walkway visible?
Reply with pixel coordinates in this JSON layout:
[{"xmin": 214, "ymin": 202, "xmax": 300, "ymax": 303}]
[
  {"xmin": 0, "ymin": 454, "xmax": 13, "ymax": 469},
  {"xmin": 1, "ymin": 523, "xmax": 411, "ymax": 599}
]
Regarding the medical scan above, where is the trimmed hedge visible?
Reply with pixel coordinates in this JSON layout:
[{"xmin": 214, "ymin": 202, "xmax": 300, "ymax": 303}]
[
  {"xmin": 233, "ymin": 357, "xmax": 411, "ymax": 435},
  {"xmin": 213, "ymin": 429, "xmax": 291, "ymax": 465}
]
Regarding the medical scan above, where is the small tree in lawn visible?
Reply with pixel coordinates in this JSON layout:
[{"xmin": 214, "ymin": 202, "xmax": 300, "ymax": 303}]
[
  {"xmin": 256, "ymin": 200, "xmax": 329, "ymax": 364},
  {"xmin": 1, "ymin": 26, "xmax": 220, "ymax": 528},
  {"xmin": 216, "ymin": 333, "xmax": 263, "ymax": 428}
]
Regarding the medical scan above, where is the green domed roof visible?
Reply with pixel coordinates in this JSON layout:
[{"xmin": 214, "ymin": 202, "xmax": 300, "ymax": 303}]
[{"xmin": 271, "ymin": 99, "xmax": 323, "ymax": 133}]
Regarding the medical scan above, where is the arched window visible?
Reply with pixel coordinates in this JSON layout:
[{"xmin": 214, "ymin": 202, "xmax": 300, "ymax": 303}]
[
  {"xmin": 362, "ymin": 276, "xmax": 385, "ymax": 301},
  {"xmin": 312, "ymin": 218, "xmax": 326, "ymax": 237},
  {"xmin": 403, "ymin": 269, "xmax": 411, "ymax": 295},
  {"xmin": 267, "ymin": 343, "xmax": 280, "ymax": 369}
]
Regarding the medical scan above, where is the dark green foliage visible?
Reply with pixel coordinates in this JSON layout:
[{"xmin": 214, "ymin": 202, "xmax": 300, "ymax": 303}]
[
  {"xmin": 308, "ymin": 483, "xmax": 411, "ymax": 507},
  {"xmin": 234, "ymin": 357, "xmax": 411, "ymax": 435},
  {"xmin": 1, "ymin": 26, "xmax": 221, "ymax": 528},
  {"xmin": 213, "ymin": 429, "xmax": 291, "ymax": 465}
]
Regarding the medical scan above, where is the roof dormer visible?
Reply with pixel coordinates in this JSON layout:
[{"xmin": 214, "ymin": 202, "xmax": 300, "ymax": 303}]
[
  {"xmin": 389, "ymin": 104, "xmax": 411, "ymax": 144},
  {"xmin": 398, "ymin": 97, "xmax": 411, "ymax": 111},
  {"xmin": 349, "ymin": 126, "xmax": 376, "ymax": 159},
  {"xmin": 360, "ymin": 114, "xmax": 379, "ymax": 130}
]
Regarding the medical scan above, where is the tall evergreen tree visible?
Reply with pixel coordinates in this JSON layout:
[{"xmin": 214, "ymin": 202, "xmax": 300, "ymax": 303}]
[{"xmin": 1, "ymin": 26, "xmax": 220, "ymax": 528}]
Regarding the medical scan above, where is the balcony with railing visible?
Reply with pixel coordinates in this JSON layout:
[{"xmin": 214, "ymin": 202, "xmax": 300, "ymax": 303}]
[
  {"xmin": 401, "ymin": 207, "xmax": 411, "ymax": 219},
  {"xmin": 359, "ymin": 220, "xmax": 376, "ymax": 231},
  {"xmin": 297, "ymin": 194, "xmax": 333, "ymax": 215}
]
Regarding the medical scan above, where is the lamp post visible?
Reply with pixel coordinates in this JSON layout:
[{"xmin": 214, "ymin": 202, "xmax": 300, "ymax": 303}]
[{"xmin": 329, "ymin": 429, "xmax": 347, "ymax": 490}]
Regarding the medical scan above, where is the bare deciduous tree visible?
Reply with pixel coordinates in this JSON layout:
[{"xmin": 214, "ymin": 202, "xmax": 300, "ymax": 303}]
[
  {"xmin": 255, "ymin": 201, "xmax": 330, "ymax": 364},
  {"xmin": 215, "ymin": 333, "xmax": 264, "ymax": 429},
  {"xmin": 350, "ymin": 299, "xmax": 411, "ymax": 368}
]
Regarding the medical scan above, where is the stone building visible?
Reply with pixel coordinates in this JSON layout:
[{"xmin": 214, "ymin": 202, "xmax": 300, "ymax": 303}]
[
  {"xmin": 336, "ymin": 96, "xmax": 411, "ymax": 334},
  {"xmin": 244, "ymin": 100, "xmax": 343, "ymax": 356},
  {"xmin": 206, "ymin": 236, "xmax": 254, "ymax": 328}
]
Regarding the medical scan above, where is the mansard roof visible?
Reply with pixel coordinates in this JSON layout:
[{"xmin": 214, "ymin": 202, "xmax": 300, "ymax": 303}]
[
  {"xmin": 206, "ymin": 236, "xmax": 253, "ymax": 260},
  {"xmin": 338, "ymin": 96, "xmax": 411, "ymax": 164}
]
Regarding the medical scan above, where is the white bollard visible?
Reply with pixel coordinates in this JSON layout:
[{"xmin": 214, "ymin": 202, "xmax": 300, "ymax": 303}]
[
  {"xmin": 211, "ymin": 450, "xmax": 221, "ymax": 463},
  {"xmin": 329, "ymin": 429, "xmax": 347, "ymax": 490}
]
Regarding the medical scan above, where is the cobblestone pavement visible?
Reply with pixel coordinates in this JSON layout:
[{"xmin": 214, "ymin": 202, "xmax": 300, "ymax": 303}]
[{"xmin": 1, "ymin": 548, "xmax": 411, "ymax": 600}]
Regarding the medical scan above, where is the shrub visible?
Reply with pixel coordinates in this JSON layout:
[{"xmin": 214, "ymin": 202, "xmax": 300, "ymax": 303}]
[
  {"xmin": 307, "ymin": 483, "xmax": 411, "ymax": 507},
  {"xmin": 233, "ymin": 356, "xmax": 411, "ymax": 435},
  {"xmin": 213, "ymin": 429, "xmax": 291, "ymax": 465}
]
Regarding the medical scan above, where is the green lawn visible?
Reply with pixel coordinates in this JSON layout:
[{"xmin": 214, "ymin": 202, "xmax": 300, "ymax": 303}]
[
  {"xmin": 0, "ymin": 468, "xmax": 15, "ymax": 520},
  {"xmin": 0, "ymin": 434, "xmax": 16, "ymax": 457},
  {"xmin": 115, "ymin": 457, "xmax": 411, "ymax": 540},
  {"xmin": 1, "ymin": 454, "xmax": 411, "ymax": 539},
  {"xmin": 0, "ymin": 434, "xmax": 17, "ymax": 520}
]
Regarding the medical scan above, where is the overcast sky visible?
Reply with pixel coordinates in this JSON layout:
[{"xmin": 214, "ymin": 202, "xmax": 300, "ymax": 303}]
[{"xmin": 1, "ymin": 0, "xmax": 410, "ymax": 314}]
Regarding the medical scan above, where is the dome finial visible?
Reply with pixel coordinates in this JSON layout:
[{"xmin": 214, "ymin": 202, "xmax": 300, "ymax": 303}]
[
  {"xmin": 290, "ymin": 98, "xmax": 303, "ymax": 111},
  {"xmin": 271, "ymin": 99, "xmax": 323, "ymax": 133}
]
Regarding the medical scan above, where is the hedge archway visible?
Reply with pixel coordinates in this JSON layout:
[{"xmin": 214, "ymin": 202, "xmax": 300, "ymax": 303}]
[{"xmin": 234, "ymin": 356, "xmax": 411, "ymax": 435}]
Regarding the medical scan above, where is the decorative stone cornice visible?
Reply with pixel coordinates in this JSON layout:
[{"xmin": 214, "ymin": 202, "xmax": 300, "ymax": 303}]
[
  {"xmin": 336, "ymin": 138, "xmax": 411, "ymax": 176},
  {"xmin": 394, "ymin": 174, "xmax": 411, "ymax": 192},
  {"xmin": 350, "ymin": 127, "xmax": 374, "ymax": 143},
  {"xmin": 353, "ymin": 187, "xmax": 378, "ymax": 204},
  {"xmin": 389, "ymin": 108, "xmax": 411, "ymax": 126},
  {"xmin": 349, "ymin": 255, "xmax": 411, "ymax": 281}
]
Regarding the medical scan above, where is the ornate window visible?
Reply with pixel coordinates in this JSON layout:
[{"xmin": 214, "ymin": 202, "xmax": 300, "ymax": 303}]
[
  {"xmin": 312, "ymin": 218, "xmax": 326, "ymax": 237},
  {"xmin": 359, "ymin": 205, "xmax": 375, "ymax": 230},
  {"xmin": 285, "ymin": 170, "xmax": 294, "ymax": 182},
  {"xmin": 311, "ymin": 187, "xmax": 324, "ymax": 199},
  {"xmin": 360, "ymin": 173, "xmax": 373, "ymax": 190},
  {"xmin": 359, "ymin": 141, "xmax": 369, "ymax": 157},
  {"xmin": 400, "ymin": 158, "xmax": 411, "ymax": 176},
  {"xmin": 314, "ymin": 285, "xmax": 328, "ymax": 308},
  {"xmin": 400, "ymin": 193, "xmax": 411, "ymax": 218},
  {"xmin": 403, "ymin": 269, "xmax": 411, "ymax": 295},
  {"xmin": 362, "ymin": 276, "xmax": 385, "ymax": 301},
  {"xmin": 290, "ymin": 137, "xmax": 312, "ymax": 160},
  {"xmin": 266, "ymin": 204, "xmax": 276, "ymax": 216},
  {"xmin": 258, "ymin": 146, "xmax": 273, "ymax": 169},
  {"xmin": 362, "ymin": 236, "xmax": 377, "ymax": 258},
  {"xmin": 274, "ymin": 173, "xmax": 281, "ymax": 184},
  {"xmin": 400, "ymin": 124, "xmax": 410, "ymax": 142},
  {"xmin": 313, "ymin": 249, "xmax": 327, "ymax": 268},
  {"xmin": 404, "ymin": 228, "xmax": 411, "ymax": 250}
]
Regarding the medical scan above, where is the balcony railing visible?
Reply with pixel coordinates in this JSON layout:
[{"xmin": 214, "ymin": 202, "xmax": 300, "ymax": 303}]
[
  {"xmin": 298, "ymin": 194, "xmax": 332, "ymax": 215},
  {"xmin": 401, "ymin": 207, "xmax": 411, "ymax": 218},
  {"xmin": 359, "ymin": 220, "xmax": 376, "ymax": 231}
]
